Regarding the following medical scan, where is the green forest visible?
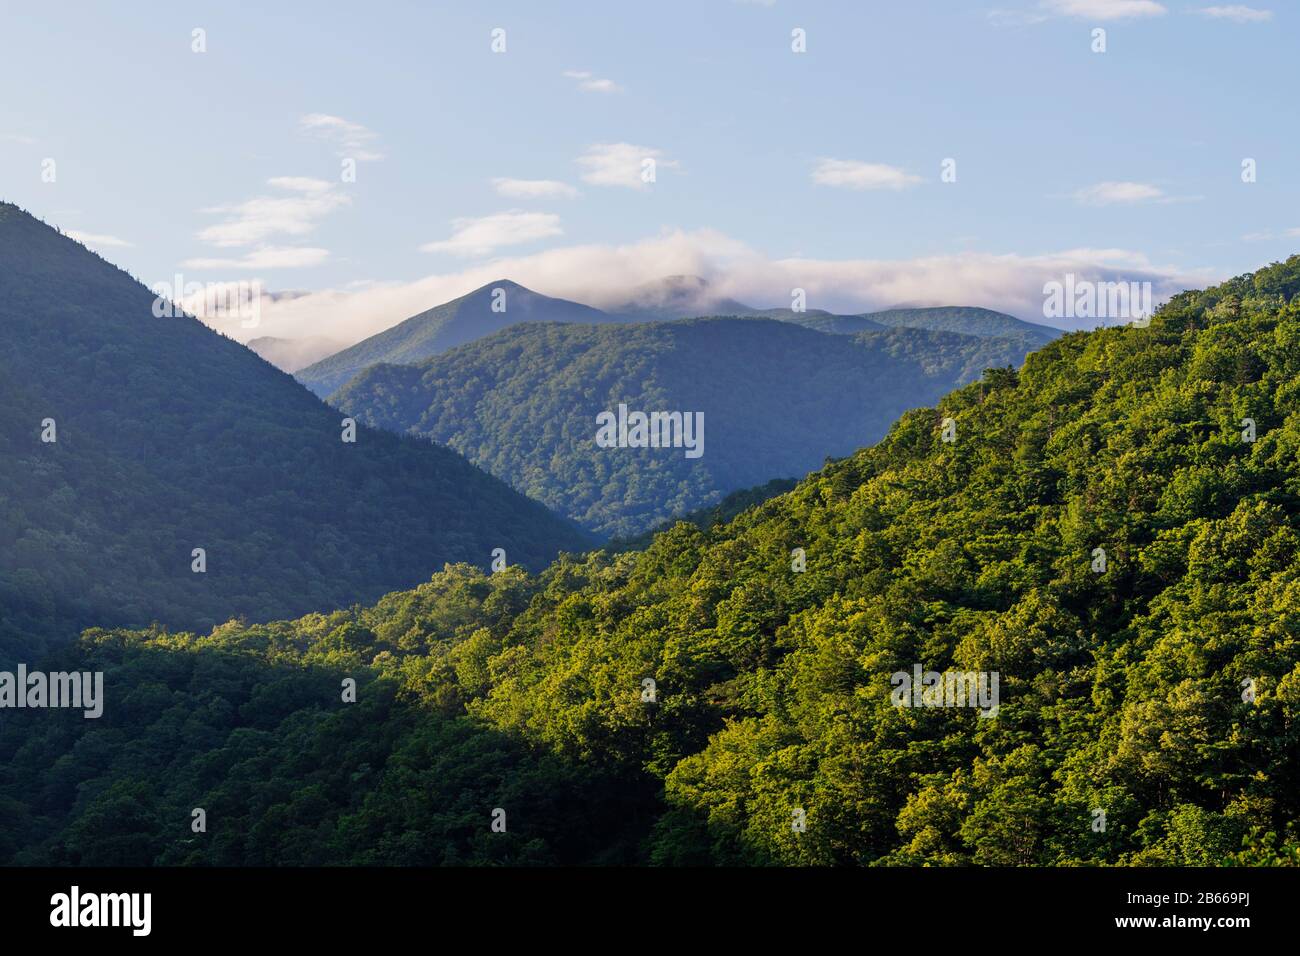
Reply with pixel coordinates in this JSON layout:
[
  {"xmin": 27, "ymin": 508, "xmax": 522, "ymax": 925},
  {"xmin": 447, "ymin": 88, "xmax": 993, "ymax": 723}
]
[
  {"xmin": 334, "ymin": 317, "xmax": 1033, "ymax": 537},
  {"xmin": 5, "ymin": 257, "xmax": 1299, "ymax": 866}
]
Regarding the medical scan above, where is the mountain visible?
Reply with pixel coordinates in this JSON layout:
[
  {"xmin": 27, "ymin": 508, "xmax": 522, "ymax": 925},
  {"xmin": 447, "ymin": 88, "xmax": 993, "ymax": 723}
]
[
  {"xmin": 863, "ymin": 306, "xmax": 1061, "ymax": 346},
  {"xmin": 295, "ymin": 280, "xmax": 615, "ymax": 397},
  {"xmin": 332, "ymin": 317, "xmax": 1035, "ymax": 538},
  {"xmin": 7, "ymin": 257, "xmax": 1299, "ymax": 866},
  {"xmin": 246, "ymin": 334, "xmax": 346, "ymax": 373},
  {"xmin": 749, "ymin": 309, "xmax": 887, "ymax": 335},
  {"xmin": 603, "ymin": 279, "xmax": 1057, "ymax": 347},
  {"xmin": 753, "ymin": 305, "xmax": 1058, "ymax": 342},
  {"xmin": 0, "ymin": 204, "xmax": 589, "ymax": 665}
]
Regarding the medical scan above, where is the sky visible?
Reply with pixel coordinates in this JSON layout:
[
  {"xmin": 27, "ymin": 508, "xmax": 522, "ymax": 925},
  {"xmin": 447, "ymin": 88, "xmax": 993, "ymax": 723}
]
[{"xmin": 2, "ymin": 0, "xmax": 1297, "ymax": 343}]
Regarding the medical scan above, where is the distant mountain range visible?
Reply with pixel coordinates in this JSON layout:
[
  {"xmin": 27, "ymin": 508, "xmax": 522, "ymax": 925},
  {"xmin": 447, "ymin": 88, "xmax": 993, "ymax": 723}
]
[
  {"xmin": 332, "ymin": 317, "xmax": 1038, "ymax": 537},
  {"xmin": 600, "ymin": 276, "xmax": 1061, "ymax": 349},
  {"xmin": 863, "ymin": 306, "xmax": 1061, "ymax": 346},
  {"xmin": 0, "ymin": 205, "xmax": 589, "ymax": 664},
  {"xmin": 295, "ymin": 276, "xmax": 1062, "ymax": 398}
]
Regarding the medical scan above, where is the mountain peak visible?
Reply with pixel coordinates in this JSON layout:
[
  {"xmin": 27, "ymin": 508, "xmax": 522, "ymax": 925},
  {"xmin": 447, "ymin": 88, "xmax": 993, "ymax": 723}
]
[
  {"xmin": 469, "ymin": 278, "xmax": 531, "ymax": 294},
  {"xmin": 295, "ymin": 279, "xmax": 615, "ymax": 396}
]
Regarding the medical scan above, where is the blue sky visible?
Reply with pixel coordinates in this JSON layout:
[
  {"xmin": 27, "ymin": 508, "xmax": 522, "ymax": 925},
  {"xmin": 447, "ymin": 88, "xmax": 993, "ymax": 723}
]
[{"xmin": 2, "ymin": 0, "xmax": 1296, "ymax": 339}]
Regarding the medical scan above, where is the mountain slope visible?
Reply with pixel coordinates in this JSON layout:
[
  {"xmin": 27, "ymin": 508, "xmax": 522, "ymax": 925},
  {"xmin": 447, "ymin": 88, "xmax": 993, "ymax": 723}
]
[
  {"xmin": 749, "ymin": 308, "xmax": 886, "ymax": 335},
  {"xmin": 332, "ymin": 317, "xmax": 1034, "ymax": 537},
  {"xmin": 7, "ymin": 257, "xmax": 1300, "ymax": 866},
  {"xmin": 863, "ymin": 305, "xmax": 1061, "ymax": 346},
  {"xmin": 295, "ymin": 280, "xmax": 616, "ymax": 397},
  {"xmin": 0, "ymin": 204, "xmax": 588, "ymax": 664},
  {"xmin": 602, "ymin": 278, "xmax": 1052, "ymax": 346}
]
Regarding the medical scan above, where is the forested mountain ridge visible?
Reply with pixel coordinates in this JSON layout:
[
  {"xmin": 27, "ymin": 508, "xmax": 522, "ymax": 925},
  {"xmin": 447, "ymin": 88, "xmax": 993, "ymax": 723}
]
[
  {"xmin": 0, "ymin": 204, "xmax": 589, "ymax": 666},
  {"xmin": 862, "ymin": 306, "xmax": 1061, "ymax": 346},
  {"xmin": 331, "ymin": 316, "xmax": 1034, "ymax": 537},
  {"xmin": 601, "ymin": 277, "xmax": 1058, "ymax": 346},
  {"xmin": 751, "ymin": 309, "xmax": 886, "ymax": 335},
  {"xmin": 6, "ymin": 258, "xmax": 1299, "ymax": 866},
  {"xmin": 295, "ymin": 280, "xmax": 615, "ymax": 397}
]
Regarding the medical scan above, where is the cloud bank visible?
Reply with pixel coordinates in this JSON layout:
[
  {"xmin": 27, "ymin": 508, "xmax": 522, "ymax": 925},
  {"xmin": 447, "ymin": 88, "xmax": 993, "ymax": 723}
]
[{"xmin": 201, "ymin": 229, "xmax": 1214, "ymax": 345}]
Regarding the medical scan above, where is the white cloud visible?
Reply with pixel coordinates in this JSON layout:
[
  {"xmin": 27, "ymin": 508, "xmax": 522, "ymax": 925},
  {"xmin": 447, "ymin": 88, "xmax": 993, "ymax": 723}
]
[
  {"xmin": 492, "ymin": 178, "xmax": 580, "ymax": 199},
  {"xmin": 182, "ymin": 246, "xmax": 331, "ymax": 270},
  {"xmin": 184, "ymin": 125, "xmax": 361, "ymax": 269},
  {"xmin": 1073, "ymin": 181, "xmax": 1165, "ymax": 205},
  {"xmin": 66, "ymin": 230, "xmax": 132, "ymax": 249},
  {"xmin": 577, "ymin": 143, "xmax": 679, "ymax": 189},
  {"xmin": 419, "ymin": 211, "xmax": 563, "ymax": 256},
  {"xmin": 1241, "ymin": 227, "xmax": 1300, "ymax": 241},
  {"xmin": 812, "ymin": 159, "xmax": 922, "ymax": 191},
  {"xmin": 1197, "ymin": 5, "xmax": 1272, "ymax": 22},
  {"xmin": 988, "ymin": 8, "xmax": 1051, "ymax": 24},
  {"xmin": 216, "ymin": 228, "xmax": 1208, "ymax": 344},
  {"xmin": 1041, "ymin": 0, "xmax": 1167, "ymax": 18},
  {"xmin": 298, "ymin": 113, "xmax": 384, "ymax": 161},
  {"xmin": 267, "ymin": 176, "xmax": 334, "ymax": 194},
  {"xmin": 562, "ymin": 70, "xmax": 623, "ymax": 93},
  {"xmin": 196, "ymin": 178, "xmax": 351, "ymax": 248}
]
